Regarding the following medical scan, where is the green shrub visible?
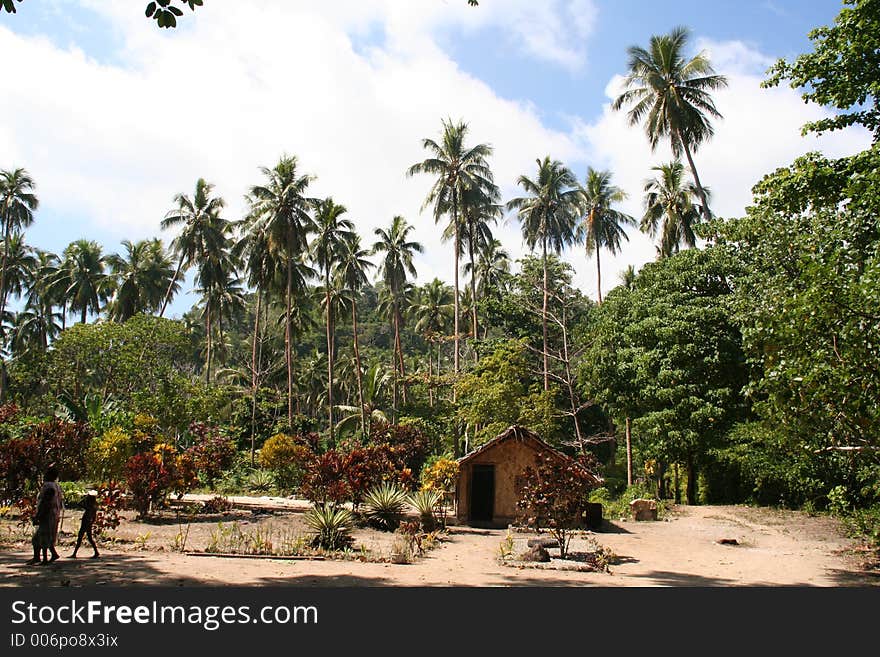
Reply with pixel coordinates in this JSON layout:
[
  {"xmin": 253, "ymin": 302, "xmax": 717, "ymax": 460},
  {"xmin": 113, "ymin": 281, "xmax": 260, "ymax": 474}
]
[
  {"xmin": 89, "ymin": 427, "xmax": 135, "ymax": 482},
  {"xmin": 258, "ymin": 433, "xmax": 312, "ymax": 491},
  {"xmin": 363, "ymin": 483, "xmax": 409, "ymax": 531},
  {"xmin": 304, "ymin": 504, "xmax": 354, "ymax": 551},
  {"xmin": 409, "ymin": 489, "xmax": 442, "ymax": 531}
]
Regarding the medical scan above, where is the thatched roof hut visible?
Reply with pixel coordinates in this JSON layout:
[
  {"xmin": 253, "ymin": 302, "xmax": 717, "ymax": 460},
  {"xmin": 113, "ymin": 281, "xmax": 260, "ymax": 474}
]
[{"xmin": 455, "ymin": 425, "xmax": 602, "ymax": 527}]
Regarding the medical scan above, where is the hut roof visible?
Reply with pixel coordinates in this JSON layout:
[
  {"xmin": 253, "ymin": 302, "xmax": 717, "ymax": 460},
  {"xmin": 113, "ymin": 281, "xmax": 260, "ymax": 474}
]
[{"xmin": 458, "ymin": 425, "xmax": 603, "ymax": 485}]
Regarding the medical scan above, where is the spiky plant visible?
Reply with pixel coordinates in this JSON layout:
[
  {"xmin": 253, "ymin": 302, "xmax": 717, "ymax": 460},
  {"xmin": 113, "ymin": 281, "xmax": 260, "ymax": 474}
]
[
  {"xmin": 304, "ymin": 504, "xmax": 354, "ymax": 551},
  {"xmin": 363, "ymin": 483, "xmax": 409, "ymax": 531},
  {"xmin": 409, "ymin": 489, "xmax": 442, "ymax": 531}
]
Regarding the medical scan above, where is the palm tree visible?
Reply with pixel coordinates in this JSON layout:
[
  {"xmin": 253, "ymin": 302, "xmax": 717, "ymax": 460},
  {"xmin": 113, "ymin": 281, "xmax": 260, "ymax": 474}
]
[
  {"xmin": 60, "ymin": 240, "xmax": 110, "ymax": 324},
  {"xmin": 249, "ymin": 155, "xmax": 317, "ymax": 428},
  {"xmin": 413, "ymin": 278, "xmax": 453, "ymax": 406},
  {"xmin": 578, "ymin": 168, "xmax": 635, "ymax": 304},
  {"xmin": 372, "ymin": 216, "xmax": 422, "ymax": 418},
  {"xmin": 0, "ymin": 234, "xmax": 37, "ymax": 307},
  {"xmin": 233, "ymin": 206, "xmax": 280, "ymax": 464},
  {"xmin": 0, "ymin": 168, "xmax": 38, "ymax": 323},
  {"xmin": 642, "ymin": 161, "xmax": 707, "ymax": 257},
  {"xmin": 407, "ymin": 119, "xmax": 495, "ymax": 393},
  {"xmin": 619, "ymin": 264, "xmax": 637, "ymax": 290},
  {"xmin": 334, "ymin": 232, "xmax": 374, "ymax": 441},
  {"xmin": 15, "ymin": 249, "xmax": 63, "ymax": 352},
  {"xmin": 507, "ymin": 156, "xmax": 580, "ymax": 390},
  {"xmin": 193, "ymin": 227, "xmax": 238, "ymax": 383},
  {"xmin": 455, "ymin": 185, "xmax": 501, "ymax": 346},
  {"xmin": 106, "ymin": 239, "xmax": 177, "ymax": 321},
  {"xmin": 310, "ymin": 198, "xmax": 355, "ymax": 447},
  {"xmin": 159, "ymin": 178, "xmax": 226, "ymax": 317},
  {"xmin": 334, "ymin": 362, "xmax": 391, "ymax": 439},
  {"xmin": 612, "ymin": 26, "xmax": 727, "ymax": 221}
]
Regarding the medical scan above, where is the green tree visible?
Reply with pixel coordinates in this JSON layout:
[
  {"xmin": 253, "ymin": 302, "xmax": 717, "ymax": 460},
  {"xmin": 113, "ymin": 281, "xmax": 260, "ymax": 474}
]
[
  {"xmin": 311, "ymin": 198, "xmax": 355, "ymax": 446},
  {"xmin": 642, "ymin": 161, "xmax": 707, "ymax": 258},
  {"xmin": 407, "ymin": 119, "xmax": 494, "ymax": 394},
  {"xmin": 578, "ymin": 167, "xmax": 634, "ymax": 303},
  {"xmin": 249, "ymin": 155, "xmax": 317, "ymax": 427},
  {"xmin": 763, "ymin": 0, "xmax": 880, "ymax": 140},
  {"xmin": 0, "ymin": 168, "xmax": 38, "ymax": 329},
  {"xmin": 372, "ymin": 216, "xmax": 422, "ymax": 418},
  {"xmin": 106, "ymin": 239, "xmax": 177, "ymax": 321},
  {"xmin": 334, "ymin": 233, "xmax": 374, "ymax": 440},
  {"xmin": 413, "ymin": 278, "xmax": 454, "ymax": 406},
  {"xmin": 159, "ymin": 178, "xmax": 226, "ymax": 317},
  {"xmin": 59, "ymin": 239, "xmax": 110, "ymax": 324},
  {"xmin": 506, "ymin": 156, "xmax": 580, "ymax": 391},
  {"xmin": 612, "ymin": 26, "xmax": 727, "ymax": 221}
]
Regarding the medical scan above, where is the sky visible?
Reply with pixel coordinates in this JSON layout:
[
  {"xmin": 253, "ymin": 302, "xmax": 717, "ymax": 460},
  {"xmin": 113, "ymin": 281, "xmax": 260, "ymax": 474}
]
[{"xmin": 0, "ymin": 0, "xmax": 872, "ymax": 319}]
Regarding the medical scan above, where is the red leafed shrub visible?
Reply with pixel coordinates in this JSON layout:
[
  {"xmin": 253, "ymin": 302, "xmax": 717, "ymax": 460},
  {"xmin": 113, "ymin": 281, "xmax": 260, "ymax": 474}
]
[
  {"xmin": 0, "ymin": 402, "xmax": 20, "ymax": 426},
  {"xmin": 174, "ymin": 450, "xmax": 200, "ymax": 494},
  {"xmin": 125, "ymin": 451, "xmax": 178, "ymax": 518},
  {"xmin": 93, "ymin": 481, "xmax": 125, "ymax": 536},
  {"xmin": 369, "ymin": 422, "xmax": 430, "ymax": 478},
  {"xmin": 515, "ymin": 451, "xmax": 601, "ymax": 559},
  {"xmin": 299, "ymin": 450, "xmax": 351, "ymax": 506},
  {"xmin": 184, "ymin": 422, "xmax": 236, "ymax": 487},
  {"xmin": 0, "ymin": 419, "xmax": 92, "ymax": 506}
]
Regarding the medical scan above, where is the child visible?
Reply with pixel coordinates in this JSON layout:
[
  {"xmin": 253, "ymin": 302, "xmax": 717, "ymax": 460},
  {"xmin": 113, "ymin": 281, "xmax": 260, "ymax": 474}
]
[
  {"xmin": 27, "ymin": 487, "xmax": 55, "ymax": 565},
  {"xmin": 70, "ymin": 491, "xmax": 100, "ymax": 559}
]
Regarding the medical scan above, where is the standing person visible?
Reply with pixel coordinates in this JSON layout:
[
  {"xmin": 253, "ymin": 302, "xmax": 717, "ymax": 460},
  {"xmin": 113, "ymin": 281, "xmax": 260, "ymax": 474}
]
[
  {"xmin": 39, "ymin": 466, "xmax": 63, "ymax": 562},
  {"xmin": 26, "ymin": 487, "xmax": 55, "ymax": 565},
  {"xmin": 70, "ymin": 491, "xmax": 100, "ymax": 559}
]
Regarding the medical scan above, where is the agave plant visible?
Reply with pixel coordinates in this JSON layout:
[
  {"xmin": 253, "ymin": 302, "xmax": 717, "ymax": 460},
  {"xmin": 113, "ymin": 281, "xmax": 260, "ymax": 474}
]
[
  {"xmin": 362, "ymin": 483, "xmax": 409, "ymax": 531},
  {"xmin": 247, "ymin": 470, "xmax": 274, "ymax": 494},
  {"xmin": 409, "ymin": 489, "xmax": 442, "ymax": 531},
  {"xmin": 304, "ymin": 503, "xmax": 355, "ymax": 551}
]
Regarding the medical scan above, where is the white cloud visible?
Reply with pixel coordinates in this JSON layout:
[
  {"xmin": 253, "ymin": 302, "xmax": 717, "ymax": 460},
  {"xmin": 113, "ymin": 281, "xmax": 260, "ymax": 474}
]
[
  {"xmin": 568, "ymin": 38, "xmax": 872, "ymax": 300},
  {"xmin": 0, "ymin": 1, "xmax": 587, "ymax": 307}
]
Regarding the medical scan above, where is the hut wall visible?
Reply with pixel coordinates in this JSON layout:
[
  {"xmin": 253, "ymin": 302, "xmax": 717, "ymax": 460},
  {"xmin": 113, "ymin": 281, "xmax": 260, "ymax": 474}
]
[{"xmin": 457, "ymin": 438, "xmax": 543, "ymax": 525}]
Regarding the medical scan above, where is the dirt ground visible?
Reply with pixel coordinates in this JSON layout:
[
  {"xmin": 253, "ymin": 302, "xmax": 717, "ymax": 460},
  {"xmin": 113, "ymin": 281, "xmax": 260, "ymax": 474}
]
[{"xmin": 1, "ymin": 501, "xmax": 877, "ymax": 587}]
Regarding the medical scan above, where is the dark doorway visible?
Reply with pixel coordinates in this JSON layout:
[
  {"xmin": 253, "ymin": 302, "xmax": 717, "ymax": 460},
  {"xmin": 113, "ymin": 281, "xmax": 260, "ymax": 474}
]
[{"xmin": 469, "ymin": 465, "xmax": 495, "ymax": 522}]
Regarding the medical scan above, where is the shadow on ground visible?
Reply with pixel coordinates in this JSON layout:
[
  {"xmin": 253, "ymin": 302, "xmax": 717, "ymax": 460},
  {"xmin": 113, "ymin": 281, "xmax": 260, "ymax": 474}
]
[{"xmin": 0, "ymin": 550, "xmax": 201, "ymax": 587}]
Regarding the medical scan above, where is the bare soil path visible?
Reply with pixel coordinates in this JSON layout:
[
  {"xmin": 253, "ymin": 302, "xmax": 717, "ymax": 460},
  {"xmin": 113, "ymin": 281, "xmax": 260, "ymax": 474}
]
[{"xmin": 1, "ymin": 503, "xmax": 876, "ymax": 587}]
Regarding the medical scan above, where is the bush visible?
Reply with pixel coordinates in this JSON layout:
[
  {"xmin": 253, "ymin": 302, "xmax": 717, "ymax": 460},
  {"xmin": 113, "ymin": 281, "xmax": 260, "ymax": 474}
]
[
  {"xmin": 516, "ymin": 451, "xmax": 601, "ymax": 559},
  {"xmin": 299, "ymin": 450, "xmax": 351, "ymax": 505},
  {"xmin": 93, "ymin": 481, "xmax": 124, "ymax": 536},
  {"xmin": 409, "ymin": 489, "xmax": 442, "ymax": 531},
  {"xmin": 258, "ymin": 433, "xmax": 313, "ymax": 491},
  {"xmin": 124, "ymin": 444, "xmax": 196, "ymax": 518},
  {"xmin": 363, "ymin": 483, "xmax": 409, "ymax": 531},
  {"xmin": 184, "ymin": 422, "xmax": 237, "ymax": 488},
  {"xmin": 89, "ymin": 427, "xmax": 135, "ymax": 482},
  {"xmin": 201, "ymin": 495, "xmax": 233, "ymax": 514},
  {"xmin": 304, "ymin": 503, "xmax": 354, "ymax": 551},
  {"xmin": 420, "ymin": 456, "xmax": 458, "ymax": 495},
  {"xmin": 370, "ymin": 421, "xmax": 431, "ymax": 479}
]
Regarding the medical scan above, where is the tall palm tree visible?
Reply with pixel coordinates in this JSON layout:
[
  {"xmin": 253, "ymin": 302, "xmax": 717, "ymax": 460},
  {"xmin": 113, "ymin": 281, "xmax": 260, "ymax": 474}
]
[
  {"xmin": 106, "ymin": 239, "xmax": 177, "ymax": 321},
  {"xmin": 334, "ymin": 232, "xmax": 374, "ymax": 441},
  {"xmin": 0, "ymin": 234, "xmax": 37, "ymax": 306},
  {"xmin": 15, "ymin": 249, "xmax": 62, "ymax": 352},
  {"xmin": 619, "ymin": 264, "xmax": 637, "ymax": 290},
  {"xmin": 233, "ymin": 206, "xmax": 280, "ymax": 463},
  {"xmin": 372, "ymin": 216, "xmax": 422, "ymax": 418},
  {"xmin": 0, "ymin": 168, "xmax": 38, "ymax": 323},
  {"xmin": 159, "ymin": 178, "xmax": 226, "ymax": 317},
  {"xmin": 507, "ymin": 156, "xmax": 580, "ymax": 390},
  {"xmin": 642, "ymin": 161, "xmax": 707, "ymax": 257},
  {"xmin": 465, "ymin": 237, "xmax": 510, "ymax": 338},
  {"xmin": 414, "ymin": 278, "xmax": 453, "ymax": 406},
  {"xmin": 578, "ymin": 167, "xmax": 634, "ymax": 303},
  {"xmin": 454, "ymin": 185, "xmax": 501, "ymax": 346},
  {"xmin": 249, "ymin": 155, "xmax": 317, "ymax": 428},
  {"xmin": 612, "ymin": 26, "xmax": 727, "ymax": 221},
  {"xmin": 310, "ymin": 198, "xmax": 355, "ymax": 447},
  {"xmin": 60, "ymin": 240, "xmax": 110, "ymax": 324},
  {"xmin": 407, "ymin": 119, "xmax": 494, "ymax": 393}
]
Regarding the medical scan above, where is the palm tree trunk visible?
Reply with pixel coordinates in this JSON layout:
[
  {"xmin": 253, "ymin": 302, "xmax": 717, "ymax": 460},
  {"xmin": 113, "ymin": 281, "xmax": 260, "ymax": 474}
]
[
  {"xmin": 81, "ymin": 305, "xmax": 87, "ymax": 324},
  {"xmin": 427, "ymin": 339, "xmax": 434, "ymax": 408},
  {"xmin": 596, "ymin": 245, "xmax": 603, "ymax": 304},
  {"xmin": 204, "ymin": 305, "xmax": 212, "ymax": 384},
  {"xmin": 452, "ymin": 195, "xmax": 461, "ymax": 458},
  {"xmin": 351, "ymin": 301, "xmax": 366, "ymax": 443},
  {"xmin": 285, "ymin": 254, "xmax": 294, "ymax": 429},
  {"xmin": 0, "ymin": 222, "xmax": 12, "ymax": 323},
  {"xmin": 391, "ymin": 302, "xmax": 399, "ymax": 424},
  {"xmin": 324, "ymin": 269, "xmax": 335, "ymax": 448},
  {"xmin": 679, "ymin": 133, "xmax": 712, "ymax": 222},
  {"xmin": 249, "ymin": 290, "xmax": 262, "ymax": 467},
  {"xmin": 396, "ymin": 308, "xmax": 407, "ymax": 406},
  {"xmin": 625, "ymin": 416, "xmax": 633, "ymax": 487},
  {"xmin": 159, "ymin": 255, "xmax": 184, "ymax": 318},
  {"xmin": 469, "ymin": 237, "xmax": 478, "ymax": 359},
  {"xmin": 685, "ymin": 453, "xmax": 697, "ymax": 505},
  {"xmin": 542, "ymin": 235, "xmax": 549, "ymax": 392}
]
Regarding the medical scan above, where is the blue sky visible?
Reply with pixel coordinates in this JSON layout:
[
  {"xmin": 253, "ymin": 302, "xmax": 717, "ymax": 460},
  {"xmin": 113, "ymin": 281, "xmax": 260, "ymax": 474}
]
[{"xmin": 0, "ymin": 1, "xmax": 867, "ymax": 319}]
